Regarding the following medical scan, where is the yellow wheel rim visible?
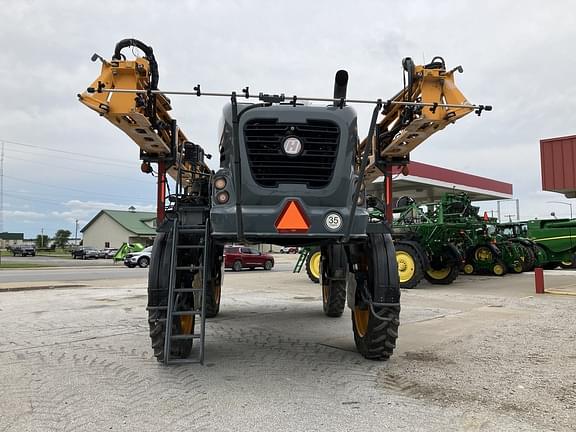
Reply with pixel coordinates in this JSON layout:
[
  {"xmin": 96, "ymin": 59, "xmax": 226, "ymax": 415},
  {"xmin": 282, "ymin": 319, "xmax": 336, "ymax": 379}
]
[
  {"xmin": 513, "ymin": 262, "xmax": 523, "ymax": 273},
  {"xmin": 493, "ymin": 263, "xmax": 505, "ymax": 276},
  {"xmin": 309, "ymin": 251, "xmax": 321, "ymax": 280},
  {"xmin": 561, "ymin": 261, "xmax": 572, "ymax": 266},
  {"xmin": 475, "ymin": 247, "xmax": 493, "ymax": 262},
  {"xmin": 353, "ymin": 307, "xmax": 369, "ymax": 337},
  {"xmin": 179, "ymin": 316, "xmax": 194, "ymax": 334},
  {"xmin": 426, "ymin": 267, "xmax": 451, "ymax": 280},
  {"xmin": 396, "ymin": 251, "xmax": 416, "ymax": 283},
  {"xmin": 463, "ymin": 264, "xmax": 474, "ymax": 274}
]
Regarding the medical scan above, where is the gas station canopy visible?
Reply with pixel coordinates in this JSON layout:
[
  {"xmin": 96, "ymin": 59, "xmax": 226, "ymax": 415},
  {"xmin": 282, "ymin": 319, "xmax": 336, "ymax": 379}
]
[{"xmin": 369, "ymin": 160, "xmax": 513, "ymax": 203}]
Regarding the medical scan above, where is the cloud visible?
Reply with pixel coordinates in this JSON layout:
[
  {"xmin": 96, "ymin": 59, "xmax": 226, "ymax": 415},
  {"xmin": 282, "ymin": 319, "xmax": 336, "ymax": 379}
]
[{"xmin": 1, "ymin": 0, "xmax": 576, "ymax": 237}]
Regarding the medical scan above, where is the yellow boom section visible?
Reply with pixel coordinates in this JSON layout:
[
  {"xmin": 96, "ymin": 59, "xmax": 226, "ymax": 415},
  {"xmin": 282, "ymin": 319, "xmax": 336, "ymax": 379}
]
[
  {"xmin": 361, "ymin": 60, "xmax": 475, "ymax": 181},
  {"xmin": 78, "ymin": 56, "xmax": 209, "ymax": 183}
]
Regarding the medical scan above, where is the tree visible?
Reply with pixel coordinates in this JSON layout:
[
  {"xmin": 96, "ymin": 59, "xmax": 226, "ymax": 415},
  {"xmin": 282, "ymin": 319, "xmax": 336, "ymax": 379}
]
[{"xmin": 53, "ymin": 229, "xmax": 71, "ymax": 249}]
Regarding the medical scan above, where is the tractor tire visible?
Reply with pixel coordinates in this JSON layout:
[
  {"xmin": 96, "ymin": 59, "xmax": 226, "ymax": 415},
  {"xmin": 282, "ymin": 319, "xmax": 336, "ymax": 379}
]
[
  {"xmin": 519, "ymin": 244, "xmax": 536, "ymax": 271},
  {"xmin": 320, "ymin": 244, "xmax": 348, "ymax": 317},
  {"xmin": 205, "ymin": 244, "xmax": 224, "ymax": 318},
  {"xmin": 508, "ymin": 260, "xmax": 524, "ymax": 274},
  {"xmin": 424, "ymin": 265, "xmax": 459, "ymax": 285},
  {"xmin": 463, "ymin": 263, "xmax": 475, "ymax": 274},
  {"xmin": 492, "ymin": 260, "xmax": 507, "ymax": 276},
  {"xmin": 352, "ymin": 233, "xmax": 400, "ymax": 361},
  {"xmin": 147, "ymin": 230, "xmax": 200, "ymax": 362},
  {"xmin": 560, "ymin": 260, "xmax": 575, "ymax": 269},
  {"xmin": 305, "ymin": 247, "xmax": 321, "ymax": 284},
  {"xmin": 394, "ymin": 243, "xmax": 424, "ymax": 289}
]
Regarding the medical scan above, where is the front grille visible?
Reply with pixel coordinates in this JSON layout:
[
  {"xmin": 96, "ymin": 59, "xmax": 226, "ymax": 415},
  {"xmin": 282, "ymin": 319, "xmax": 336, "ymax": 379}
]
[{"xmin": 243, "ymin": 119, "xmax": 340, "ymax": 187}]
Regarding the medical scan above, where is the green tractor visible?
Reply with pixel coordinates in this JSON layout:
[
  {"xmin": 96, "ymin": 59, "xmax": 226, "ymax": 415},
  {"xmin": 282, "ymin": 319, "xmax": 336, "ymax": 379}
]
[{"xmin": 524, "ymin": 218, "xmax": 576, "ymax": 269}]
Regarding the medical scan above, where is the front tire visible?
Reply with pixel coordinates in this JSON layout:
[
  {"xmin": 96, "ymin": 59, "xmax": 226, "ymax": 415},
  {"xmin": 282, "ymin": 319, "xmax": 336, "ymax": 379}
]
[
  {"xmin": 351, "ymin": 233, "xmax": 400, "ymax": 361},
  {"xmin": 148, "ymin": 231, "xmax": 195, "ymax": 362},
  {"xmin": 264, "ymin": 260, "xmax": 273, "ymax": 270}
]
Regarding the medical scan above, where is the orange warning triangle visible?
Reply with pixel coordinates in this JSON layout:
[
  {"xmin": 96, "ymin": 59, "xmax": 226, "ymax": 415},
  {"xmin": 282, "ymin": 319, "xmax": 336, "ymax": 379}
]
[{"xmin": 275, "ymin": 200, "xmax": 310, "ymax": 233}]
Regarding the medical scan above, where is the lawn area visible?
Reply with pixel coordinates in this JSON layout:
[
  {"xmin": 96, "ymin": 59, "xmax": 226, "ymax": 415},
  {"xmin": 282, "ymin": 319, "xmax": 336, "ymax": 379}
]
[{"xmin": 0, "ymin": 263, "xmax": 55, "ymax": 269}]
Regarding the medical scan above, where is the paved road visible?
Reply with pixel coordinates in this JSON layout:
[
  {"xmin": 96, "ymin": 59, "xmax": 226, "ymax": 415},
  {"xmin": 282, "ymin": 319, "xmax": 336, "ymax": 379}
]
[{"xmin": 1, "ymin": 264, "xmax": 575, "ymax": 431}]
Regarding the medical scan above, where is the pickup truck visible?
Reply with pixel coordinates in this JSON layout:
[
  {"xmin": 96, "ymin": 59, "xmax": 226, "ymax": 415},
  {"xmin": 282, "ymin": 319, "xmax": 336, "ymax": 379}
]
[
  {"xmin": 224, "ymin": 246, "xmax": 274, "ymax": 271},
  {"xmin": 11, "ymin": 244, "xmax": 36, "ymax": 257}
]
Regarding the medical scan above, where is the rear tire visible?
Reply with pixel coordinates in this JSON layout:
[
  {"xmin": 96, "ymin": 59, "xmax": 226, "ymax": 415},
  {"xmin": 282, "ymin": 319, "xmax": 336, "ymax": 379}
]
[
  {"xmin": 305, "ymin": 247, "xmax": 321, "ymax": 284},
  {"xmin": 321, "ymin": 244, "xmax": 347, "ymax": 317},
  {"xmin": 351, "ymin": 233, "xmax": 400, "ymax": 361},
  {"xmin": 138, "ymin": 256, "xmax": 150, "ymax": 268}
]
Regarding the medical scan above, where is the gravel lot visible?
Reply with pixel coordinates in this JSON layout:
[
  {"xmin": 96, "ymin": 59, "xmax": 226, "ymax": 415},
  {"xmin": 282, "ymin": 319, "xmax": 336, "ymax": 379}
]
[{"xmin": 0, "ymin": 259, "xmax": 574, "ymax": 431}]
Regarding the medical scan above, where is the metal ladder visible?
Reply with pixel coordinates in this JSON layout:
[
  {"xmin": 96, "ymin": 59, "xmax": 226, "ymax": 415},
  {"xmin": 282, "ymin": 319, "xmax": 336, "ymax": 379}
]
[
  {"xmin": 163, "ymin": 214, "xmax": 210, "ymax": 365},
  {"xmin": 293, "ymin": 247, "xmax": 310, "ymax": 273}
]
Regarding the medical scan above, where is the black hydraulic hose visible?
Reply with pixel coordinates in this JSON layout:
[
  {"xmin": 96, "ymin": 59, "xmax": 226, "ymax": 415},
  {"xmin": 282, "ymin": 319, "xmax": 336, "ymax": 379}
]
[
  {"xmin": 112, "ymin": 39, "xmax": 160, "ymax": 131},
  {"xmin": 112, "ymin": 38, "xmax": 159, "ymax": 89},
  {"xmin": 343, "ymin": 101, "xmax": 383, "ymax": 242}
]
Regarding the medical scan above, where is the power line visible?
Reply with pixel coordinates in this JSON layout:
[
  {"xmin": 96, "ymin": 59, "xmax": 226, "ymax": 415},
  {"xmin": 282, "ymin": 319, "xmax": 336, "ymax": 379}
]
[
  {"xmin": 6, "ymin": 154, "xmax": 155, "ymax": 184},
  {"xmin": 0, "ymin": 138, "xmax": 137, "ymax": 165},
  {"xmin": 5, "ymin": 146, "xmax": 137, "ymax": 169},
  {"xmin": 4, "ymin": 175, "xmax": 152, "ymax": 202}
]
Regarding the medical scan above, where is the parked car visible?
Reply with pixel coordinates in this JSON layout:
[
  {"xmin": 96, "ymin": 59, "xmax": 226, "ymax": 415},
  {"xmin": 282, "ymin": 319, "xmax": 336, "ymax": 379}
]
[
  {"xmin": 224, "ymin": 246, "xmax": 274, "ymax": 271},
  {"xmin": 279, "ymin": 246, "xmax": 299, "ymax": 254},
  {"xmin": 101, "ymin": 248, "xmax": 118, "ymax": 259},
  {"xmin": 124, "ymin": 246, "xmax": 153, "ymax": 268},
  {"xmin": 72, "ymin": 246, "xmax": 100, "ymax": 260},
  {"xmin": 11, "ymin": 244, "xmax": 36, "ymax": 257}
]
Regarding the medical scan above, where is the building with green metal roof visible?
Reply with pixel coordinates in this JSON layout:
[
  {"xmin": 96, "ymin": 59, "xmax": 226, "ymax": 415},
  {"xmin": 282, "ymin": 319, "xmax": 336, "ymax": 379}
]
[
  {"xmin": 0, "ymin": 232, "xmax": 25, "ymax": 249},
  {"xmin": 81, "ymin": 209, "xmax": 157, "ymax": 249}
]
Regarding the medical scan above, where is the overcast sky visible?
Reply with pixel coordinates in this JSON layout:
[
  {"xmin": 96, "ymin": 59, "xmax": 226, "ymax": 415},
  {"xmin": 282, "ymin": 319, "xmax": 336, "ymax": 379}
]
[{"xmin": 1, "ymin": 0, "xmax": 575, "ymax": 238}]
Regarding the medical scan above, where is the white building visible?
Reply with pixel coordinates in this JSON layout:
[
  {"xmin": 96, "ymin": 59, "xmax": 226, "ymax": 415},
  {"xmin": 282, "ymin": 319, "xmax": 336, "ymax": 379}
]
[{"xmin": 81, "ymin": 210, "xmax": 157, "ymax": 249}]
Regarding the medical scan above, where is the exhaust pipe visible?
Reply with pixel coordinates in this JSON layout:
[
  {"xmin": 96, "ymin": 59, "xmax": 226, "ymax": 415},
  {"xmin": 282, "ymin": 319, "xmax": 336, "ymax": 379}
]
[{"xmin": 333, "ymin": 69, "xmax": 348, "ymax": 106}]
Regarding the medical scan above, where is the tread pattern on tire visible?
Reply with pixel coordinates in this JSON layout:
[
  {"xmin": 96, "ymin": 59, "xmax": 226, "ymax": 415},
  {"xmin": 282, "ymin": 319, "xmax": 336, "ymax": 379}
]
[
  {"xmin": 353, "ymin": 305, "xmax": 400, "ymax": 360},
  {"xmin": 353, "ymin": 233, "xmax": 400, "ymax": 361},
  {"xmin": 321, "ymin": 244, "xmax": 347, "ymax": 318}
]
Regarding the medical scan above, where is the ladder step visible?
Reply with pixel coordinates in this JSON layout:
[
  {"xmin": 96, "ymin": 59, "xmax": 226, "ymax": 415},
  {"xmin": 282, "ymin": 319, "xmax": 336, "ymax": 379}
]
[
  {"xmin": 146, "ymin": 306, "xmax": 168, "ymax": 311},
  {"xmin": 171, "ymin": 333, "xmax": 202, "ymax": 340},
  {"xmin": 166, "ymin": 358, "xmax": 202, "ymax": 365},
  {"xmin": 179, "ymin": 228, "xmax": 206, "ymax": 234},
  {"xmin": 176, "ymin": 265, "xmax": 203, "ymax": 271},
  {"xmin": 174, "ymin": 288, "xmax": 203, "ymax": 293},
  {"xmin": 172, "ymin": 310, "xmax": 202, "ymax": 316}
]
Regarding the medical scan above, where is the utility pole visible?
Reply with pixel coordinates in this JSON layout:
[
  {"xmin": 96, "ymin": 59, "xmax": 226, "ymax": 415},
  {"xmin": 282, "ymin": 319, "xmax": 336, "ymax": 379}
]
[
  {"xmin": 75, "ymin": 219, "xmax": 79, "ymax": 245},
  {"xmin": 0, "ymin": 141, "xmax": 4, "ymax": 233},
  {"xmin": 41, "ymin": 228, "xmax": 44, "ymax": 248}
]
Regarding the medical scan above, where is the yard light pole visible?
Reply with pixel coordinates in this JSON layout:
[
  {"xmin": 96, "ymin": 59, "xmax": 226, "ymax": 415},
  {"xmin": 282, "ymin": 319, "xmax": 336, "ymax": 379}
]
[{"xmin": 546, "ymin": 201, "xmax": 573, "ymax": 219}]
